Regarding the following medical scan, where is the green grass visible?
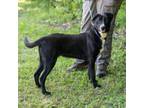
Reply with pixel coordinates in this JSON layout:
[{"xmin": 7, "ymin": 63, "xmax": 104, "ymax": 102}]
[{"xmin": 19, "ymin": 1, "xmax": 126, "ymax": 108}]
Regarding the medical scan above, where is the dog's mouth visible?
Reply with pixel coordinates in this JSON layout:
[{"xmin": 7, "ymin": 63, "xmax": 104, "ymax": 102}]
[
  {"xmin": 99, "ymin": 27, "xmax": 109, "ymax": 40},
  {"xmin": 99, "ymin": 32, "xmax": 108, "ymax": 40}
]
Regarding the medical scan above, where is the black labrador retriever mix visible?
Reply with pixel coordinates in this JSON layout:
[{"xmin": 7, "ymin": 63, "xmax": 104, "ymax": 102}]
[{"xmin": 24, "ymin": 13, "xmax": 113, "ymax": 95}]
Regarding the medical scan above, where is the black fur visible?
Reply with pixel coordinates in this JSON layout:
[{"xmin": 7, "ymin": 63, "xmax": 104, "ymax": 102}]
[{"xmin": 24, "ymin": 13, "xmax": 113, "ymax": 95}]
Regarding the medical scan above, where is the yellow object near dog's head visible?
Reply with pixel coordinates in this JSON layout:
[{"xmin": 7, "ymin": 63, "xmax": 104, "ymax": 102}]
[
  {"xmin": 100, "ymin": 32, "xmax": 107, "ymax": 39},
  {"xmin": 100, "ymin": 32, "xmax": 107, "ymax": 40}
]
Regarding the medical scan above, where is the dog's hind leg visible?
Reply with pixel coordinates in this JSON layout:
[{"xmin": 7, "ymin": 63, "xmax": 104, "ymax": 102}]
[
  {"xmin": 34, "ymin": 48, "xmax": 44, "ymax": 88},
  {"xmin": 40, "ymin": 54, "xmax": 57, "ymax": 95},
  {"xmin": 34, "ymin": 54, "xmax": 44, "ymax": 88}
]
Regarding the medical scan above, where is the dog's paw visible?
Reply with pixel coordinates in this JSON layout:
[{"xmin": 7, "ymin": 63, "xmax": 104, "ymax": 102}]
[
  {"xmin": 42, "ymin": 91, "xmax": 51, "ymax": 95},
  {"xmin": 93, "ymin": 84, "xmax": 101, "ymax": 88},
  {"xmin": 94, "ymin": 84, "xmax": 101, "ymax": 91},
  {"xmin": 35, "ymin": 81, "xmax": 41, "ymax": 88},
  {"xmin": 36, "ymin": 84, "xmax": 41, "ymax": 88},
  {"xmin": 96, "ymin": 84, "xmax": 101, "ymax": 88},
  {"xmin": 93, "ymin": 81, "xmax": 101, "ymax": 88}
]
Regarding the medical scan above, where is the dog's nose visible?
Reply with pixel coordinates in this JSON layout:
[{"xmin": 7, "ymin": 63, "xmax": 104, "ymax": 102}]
[
  {"xmin": 104, "ymin": 37, "xmax": 107, "ymax": 40},
  {"xmin": 101, "ymin": 26, "xmax": 105, "ymax": 31}
]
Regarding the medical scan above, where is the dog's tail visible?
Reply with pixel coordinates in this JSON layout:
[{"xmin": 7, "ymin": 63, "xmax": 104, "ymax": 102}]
[{"xmin": 24, "ymin": 37, "xmax": 39, "ymax": 48}]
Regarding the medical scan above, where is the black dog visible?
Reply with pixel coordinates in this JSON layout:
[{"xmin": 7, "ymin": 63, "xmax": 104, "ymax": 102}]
[{"xmin": 24, "ymin": 13, "xmax": 113, "ymax": 95}]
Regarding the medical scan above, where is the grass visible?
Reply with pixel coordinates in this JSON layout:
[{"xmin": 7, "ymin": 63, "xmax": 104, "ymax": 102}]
[{"xmin": 18, "ymin": 1, "xmax": 126, "ymax": 108}]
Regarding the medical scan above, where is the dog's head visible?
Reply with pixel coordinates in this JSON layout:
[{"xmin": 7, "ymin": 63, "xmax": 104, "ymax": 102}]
[{"xmin": 92, "ymin": 13, "xmax": 113, "ymax": 39}]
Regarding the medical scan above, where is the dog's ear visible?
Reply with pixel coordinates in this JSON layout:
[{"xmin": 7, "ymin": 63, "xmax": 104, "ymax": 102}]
[
  {"xmin": 92, "ymin": 14, "xmax": 102, "ymax": 21},
  {"xmin": 104, "ymin": 13, "xmax": 113, "ymax": 22}
]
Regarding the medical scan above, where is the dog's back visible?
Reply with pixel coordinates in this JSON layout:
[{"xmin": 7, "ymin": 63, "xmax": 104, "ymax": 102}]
[{"xmin": 25, "ymin": 33, "xmax": 88, "ymax": 59}]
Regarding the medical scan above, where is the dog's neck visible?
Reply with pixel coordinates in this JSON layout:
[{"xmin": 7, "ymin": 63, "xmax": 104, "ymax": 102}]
[
  {"xmin": 91, "ymin": 22, "xmax": 108, "ymax": 39},
  {"xmin": 90, "ymin": 26, "xmax": 101, "ymax": 38},
  {"xmin": 88, "ymin": 26, "xmax": 102, "ymax": 49},
  {"xmin": 92, "ymin": 26, "xmax": 108, "ymax": 54},
  {"xmin": 90, "ymin": 25, "xmax": 107, "ymax": 53}
]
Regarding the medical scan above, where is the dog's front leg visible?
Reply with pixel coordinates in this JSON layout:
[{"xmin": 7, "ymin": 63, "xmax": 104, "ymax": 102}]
[{"xmin": 88, "ymin": 57, "xmax": 101, "ymax": 88}]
